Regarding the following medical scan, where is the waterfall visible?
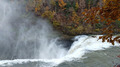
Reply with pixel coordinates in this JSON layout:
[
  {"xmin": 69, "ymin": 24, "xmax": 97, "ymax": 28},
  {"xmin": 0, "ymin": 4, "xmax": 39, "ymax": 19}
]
[
  {"xmin": 0, "ymin": 0, "xmax": 120, "ymax": 67},
  {"xmin": 0, "ymin": 35, "xmax": 119, "ymax": 67},
  {"xmin": 0, "ymin": 0, "xmax": 67, "ymax": 60},
  {"xmin": 67, "ymin": 35, "xmax": 119, "ymax": 58}
]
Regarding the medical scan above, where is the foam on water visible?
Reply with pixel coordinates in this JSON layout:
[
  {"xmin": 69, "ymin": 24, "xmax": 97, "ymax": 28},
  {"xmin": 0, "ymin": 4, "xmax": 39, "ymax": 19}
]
[
  {"xmin": 0, "ymin": 35, "xmax": 119, "ymax": 67},
  {"xmin": 67, "ymin": 35, "xmax": 119, "ymax": 58}
]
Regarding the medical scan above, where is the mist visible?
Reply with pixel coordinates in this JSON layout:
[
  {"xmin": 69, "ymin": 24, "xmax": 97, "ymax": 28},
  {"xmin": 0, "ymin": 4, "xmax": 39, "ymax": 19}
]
[{"xmin": 0, "ymin": 0, "xmax": 67, "ymax": 60}]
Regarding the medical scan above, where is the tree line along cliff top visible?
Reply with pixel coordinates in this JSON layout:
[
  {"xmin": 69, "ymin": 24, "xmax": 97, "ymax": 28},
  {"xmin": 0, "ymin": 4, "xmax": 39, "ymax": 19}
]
[{"xmin": 26, "ymin": 0, "xmax": 120, "ymax": 45}]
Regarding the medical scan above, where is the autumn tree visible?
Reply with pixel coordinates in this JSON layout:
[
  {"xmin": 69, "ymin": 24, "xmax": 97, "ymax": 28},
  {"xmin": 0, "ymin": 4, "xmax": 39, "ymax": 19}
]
[
  {"xmin": 27, "ymin": 0, "xmax": 120, "ymax": 40},
  {"xmin": 82, "ymin": 0, "xmax": 120, "ymax": 45}
]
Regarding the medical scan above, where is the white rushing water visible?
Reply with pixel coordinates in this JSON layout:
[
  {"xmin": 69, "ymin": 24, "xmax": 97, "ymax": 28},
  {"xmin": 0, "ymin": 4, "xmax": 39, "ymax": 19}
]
[
  {"xmin": 0, "ymin": 0, "xmax": 67, "ymax": 60},
  {"xmin": 0, "ymin": 0, "xmax": 120, "ymax": 67},
  {"xmin": 0, "ymin": 35, "xmax": 120, "ymax": 67}
]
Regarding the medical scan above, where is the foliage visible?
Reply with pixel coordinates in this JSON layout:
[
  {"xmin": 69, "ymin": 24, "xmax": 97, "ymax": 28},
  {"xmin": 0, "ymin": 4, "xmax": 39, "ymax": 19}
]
[
  {"xmin": 71, "ymin": 11, "xmax": 80, "ymax": 25},
  {"xmin": 95, "ymin": 23, "xmax": 103, "ymax": 28},
  {"xmin": 115, "ymin": 20, "xmax": 120, "ymax": 28},
  {"xmin": 75, "ymin": 2, "xmax": 79, "ymax": 10},
  {"xmin": 42, "ymin": 7, "xmax": 56, "ymax": 20},
  {"xmin": 58, "ymin": 0, "xmax": 66, "ymax": 8},
  {"xmin": 27, "ymin": 0, "xmax": 120, "ymax": 45},
  {"xmin": 82, "ymin": 7, "xmax": 100, "ymax": 24},
  {"xmin": 51, "ymin": 0, "xmax": 56, "ymax": 6},
  {"xmin": 82, "ymin": 0, "xmax": 120, "ymax": 45}
]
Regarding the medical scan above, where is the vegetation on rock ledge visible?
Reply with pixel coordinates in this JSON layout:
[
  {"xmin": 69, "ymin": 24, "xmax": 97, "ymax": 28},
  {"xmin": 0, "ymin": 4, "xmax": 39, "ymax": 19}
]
[{"xmin": 26, "ymin": 0, "xmax": 120, "ymax": 45}]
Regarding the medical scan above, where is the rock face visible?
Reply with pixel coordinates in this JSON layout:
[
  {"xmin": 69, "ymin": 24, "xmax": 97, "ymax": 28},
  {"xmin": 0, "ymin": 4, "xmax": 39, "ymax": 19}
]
[
  {"xmin": 57, "ymin": 35, "xmax": 74, "ymax": 50},
  {"xmin": 61, "ymin": 39, "xmax": 73, "ymax": 49}
]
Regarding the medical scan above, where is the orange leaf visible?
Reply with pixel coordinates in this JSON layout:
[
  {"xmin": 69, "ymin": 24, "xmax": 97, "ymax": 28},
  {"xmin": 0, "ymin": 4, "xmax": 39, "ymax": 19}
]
[
  {"xmin": 82, "ymin": 12, "xmax": 86, "ymax": 15},
  {"xmin": 118, "ymin": 18, "xmax": 120, "ymax": 21}
]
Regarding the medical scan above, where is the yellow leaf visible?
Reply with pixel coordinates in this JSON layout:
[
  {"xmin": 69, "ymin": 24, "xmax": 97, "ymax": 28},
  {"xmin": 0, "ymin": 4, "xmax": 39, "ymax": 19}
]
[
  {"xmin": 58, "ymin": 0, "xmax": 66, "ymax": 8},
  {"xmin": 51, "ymin": 0, "xmax": 56, "ymax": 5},
  {"xmin": 103, "ymin": 0, "xmax": 106, "ymax": 3},
  {"xmin": 75, "ymin": 2, "xmax": 79, "ymax": 9},
  {"xmin": 35, "ymin": 8, "xmax": 38, "ymax": 12}
]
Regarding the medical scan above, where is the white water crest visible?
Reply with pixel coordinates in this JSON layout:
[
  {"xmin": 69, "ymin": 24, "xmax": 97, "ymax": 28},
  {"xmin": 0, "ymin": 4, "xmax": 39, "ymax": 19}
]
[
  {"xmin": 0, "ymin": 35, "xmax": 120, "ymax": 67},
  {"xmin": 67, "ymin": 35, "xmax": 120, "ymax": 58}
]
